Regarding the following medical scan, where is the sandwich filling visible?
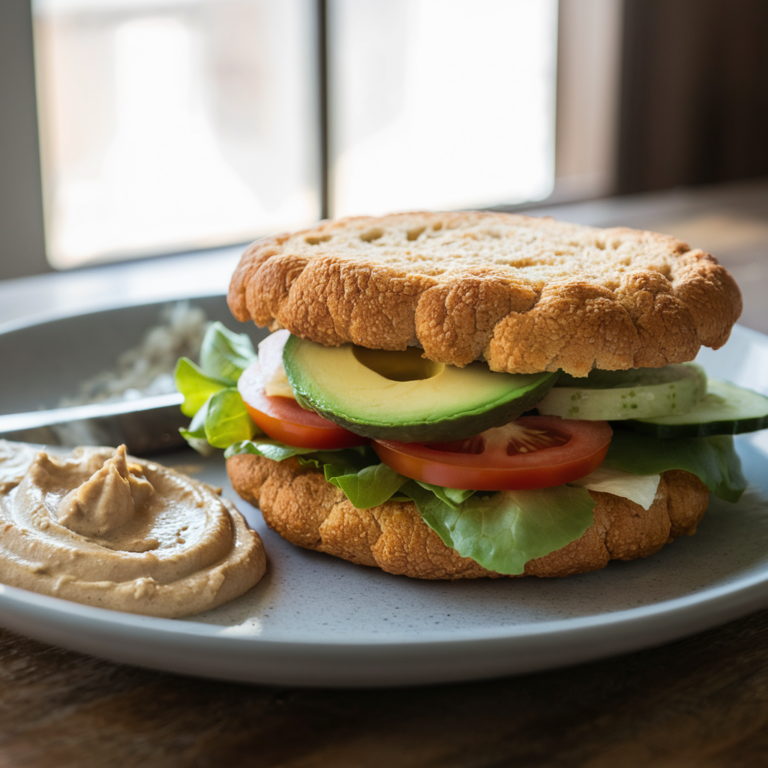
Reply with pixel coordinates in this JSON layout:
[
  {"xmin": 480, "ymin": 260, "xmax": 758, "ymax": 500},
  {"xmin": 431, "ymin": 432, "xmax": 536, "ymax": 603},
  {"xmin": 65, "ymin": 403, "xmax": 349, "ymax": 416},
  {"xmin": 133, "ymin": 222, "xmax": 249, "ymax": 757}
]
[{"xmin": 175, "ymin": 323, "xmax": 761, "ymax": 576}]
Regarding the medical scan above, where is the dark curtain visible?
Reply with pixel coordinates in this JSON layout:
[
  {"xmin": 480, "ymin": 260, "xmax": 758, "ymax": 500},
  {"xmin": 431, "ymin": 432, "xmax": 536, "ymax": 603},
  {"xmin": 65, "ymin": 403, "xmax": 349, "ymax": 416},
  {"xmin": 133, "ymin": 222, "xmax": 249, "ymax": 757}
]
[{"xmin": 617, "ymin": 0, "xmax": 768, "ymax": 194}]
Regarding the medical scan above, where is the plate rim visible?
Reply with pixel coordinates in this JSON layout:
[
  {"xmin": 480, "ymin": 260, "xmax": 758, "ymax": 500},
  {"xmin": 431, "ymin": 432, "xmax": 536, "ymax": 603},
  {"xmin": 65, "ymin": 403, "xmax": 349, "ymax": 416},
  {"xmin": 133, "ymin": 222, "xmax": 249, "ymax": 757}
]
[
  {"xmin": 0, "ymin": 289, "xmax": 227, "ymax": 337},
  {"xmin": 2, "ymin": 554, "xmax": 768, "ymax": 647},
  {"xmin": 2, "ymin": 566, "xmax": 768, "ymax": 687}
]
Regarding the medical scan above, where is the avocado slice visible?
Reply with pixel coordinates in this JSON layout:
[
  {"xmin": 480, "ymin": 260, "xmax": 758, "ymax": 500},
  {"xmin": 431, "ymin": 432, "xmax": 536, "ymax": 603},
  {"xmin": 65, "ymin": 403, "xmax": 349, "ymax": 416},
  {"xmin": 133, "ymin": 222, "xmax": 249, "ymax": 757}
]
[{"xmin": 283, "ymin": 336, "xmax": 559, "ymax": 442}]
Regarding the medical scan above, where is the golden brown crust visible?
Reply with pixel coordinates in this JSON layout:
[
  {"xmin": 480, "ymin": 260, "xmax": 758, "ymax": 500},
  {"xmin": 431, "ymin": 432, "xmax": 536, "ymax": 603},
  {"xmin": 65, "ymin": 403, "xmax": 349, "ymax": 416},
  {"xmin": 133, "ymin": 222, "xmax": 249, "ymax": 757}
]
[
  {"xmin": 228, "ymin": 212, "xmax": 741, "ymax": 376},
  {"xmin": 227, "ymin": 454, "xmax": 710, "ymax": 580}
]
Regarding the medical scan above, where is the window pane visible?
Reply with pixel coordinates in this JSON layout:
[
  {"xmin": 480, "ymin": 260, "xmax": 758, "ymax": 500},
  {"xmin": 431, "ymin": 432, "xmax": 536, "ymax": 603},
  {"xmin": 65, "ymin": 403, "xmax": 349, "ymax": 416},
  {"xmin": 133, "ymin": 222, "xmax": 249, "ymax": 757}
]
[
  {"xmin": 328, "ymin": 0, "xmax": 558, "ymax": 216},
  {"xmin": 33, "ymin": 0, "xmax": 320, "ymax": 269}
]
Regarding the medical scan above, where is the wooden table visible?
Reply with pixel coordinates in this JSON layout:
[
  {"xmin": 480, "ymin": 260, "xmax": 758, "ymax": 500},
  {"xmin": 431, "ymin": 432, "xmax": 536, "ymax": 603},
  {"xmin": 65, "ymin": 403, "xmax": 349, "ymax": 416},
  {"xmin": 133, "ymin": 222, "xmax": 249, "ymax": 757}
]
[
  {"xmin": 3, "ymin": 610, "xmax": 768, "ymax": 767},
  {"xmin": 2, "ymin": 180, "xmax": 768, "ymax": 767}
]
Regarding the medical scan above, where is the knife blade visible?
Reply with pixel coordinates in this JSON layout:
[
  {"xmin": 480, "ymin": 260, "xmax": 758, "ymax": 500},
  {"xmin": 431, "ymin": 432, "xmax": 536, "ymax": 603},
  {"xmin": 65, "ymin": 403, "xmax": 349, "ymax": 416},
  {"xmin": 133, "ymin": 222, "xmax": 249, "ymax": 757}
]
[{"xmin": 0, "ymin": 393, "xmax": 189, "ymax": 456}]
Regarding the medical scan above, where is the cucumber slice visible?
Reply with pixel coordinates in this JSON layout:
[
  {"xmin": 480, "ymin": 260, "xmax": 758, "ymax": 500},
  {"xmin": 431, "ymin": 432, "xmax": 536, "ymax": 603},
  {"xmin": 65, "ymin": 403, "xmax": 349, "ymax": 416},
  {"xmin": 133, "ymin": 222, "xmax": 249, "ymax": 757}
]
[
  {"xmin": 536, "ymin": 364, "xmax": 707, "ymax": 421},
  {"xmin": 625, "ymin": 379, "xmax": 768, "ymax": 437}
]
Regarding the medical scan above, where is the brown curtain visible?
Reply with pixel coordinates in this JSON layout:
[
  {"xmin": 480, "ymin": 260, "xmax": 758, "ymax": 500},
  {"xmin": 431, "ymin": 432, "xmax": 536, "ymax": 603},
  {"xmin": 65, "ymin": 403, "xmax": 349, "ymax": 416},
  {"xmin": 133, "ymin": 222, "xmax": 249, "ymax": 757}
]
[{"xmin": 617, "ymin": 0, "xmax": 768, "ymax": 194}]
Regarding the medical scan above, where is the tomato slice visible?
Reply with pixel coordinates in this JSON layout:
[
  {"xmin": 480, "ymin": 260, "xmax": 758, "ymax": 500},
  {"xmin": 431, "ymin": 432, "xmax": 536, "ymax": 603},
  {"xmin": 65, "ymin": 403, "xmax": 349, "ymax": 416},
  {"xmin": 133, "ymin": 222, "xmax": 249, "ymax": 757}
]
[
  {"xmin": 238, "ymin": 362, "xmax": 368, "ymax": 450},
  {"xmin": 373, "ymin": 416, "xmax": 612, "ymax": 490}
]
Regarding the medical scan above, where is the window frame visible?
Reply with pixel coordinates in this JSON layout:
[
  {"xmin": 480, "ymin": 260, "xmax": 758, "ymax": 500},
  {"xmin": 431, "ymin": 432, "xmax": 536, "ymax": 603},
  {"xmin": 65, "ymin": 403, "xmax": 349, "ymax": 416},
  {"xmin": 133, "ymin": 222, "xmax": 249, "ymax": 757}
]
[{"xmin": 0, "ymin": 0, "xmax": 49, "ymax": 279}]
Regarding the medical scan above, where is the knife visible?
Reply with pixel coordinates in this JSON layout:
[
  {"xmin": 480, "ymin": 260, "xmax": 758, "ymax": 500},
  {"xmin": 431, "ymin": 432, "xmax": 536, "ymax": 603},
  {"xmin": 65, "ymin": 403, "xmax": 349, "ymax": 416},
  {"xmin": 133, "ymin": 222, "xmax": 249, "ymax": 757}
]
[{"xmin": 0, "ymin": 393, "xmax": 189, "ymax": 456}]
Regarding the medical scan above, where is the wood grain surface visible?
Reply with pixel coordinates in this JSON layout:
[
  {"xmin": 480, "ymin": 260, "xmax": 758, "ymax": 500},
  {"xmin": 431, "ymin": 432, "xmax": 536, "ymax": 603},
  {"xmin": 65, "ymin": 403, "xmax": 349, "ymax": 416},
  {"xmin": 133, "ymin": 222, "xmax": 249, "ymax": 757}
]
[{"xmin": 3, "ymin": 610, "xmax": 768, "ymax": 768}]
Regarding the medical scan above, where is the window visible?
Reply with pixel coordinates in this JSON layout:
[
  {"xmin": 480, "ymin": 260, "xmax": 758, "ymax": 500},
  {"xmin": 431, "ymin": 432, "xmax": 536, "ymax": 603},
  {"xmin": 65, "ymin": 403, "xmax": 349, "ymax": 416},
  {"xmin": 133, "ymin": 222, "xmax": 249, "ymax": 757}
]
[
  {"xmin": 33, "ymin": 0, "xmax": 320, "ymax": 268},
  {"xmin": 328, "ymin": 0, "xmax": 558, "ymax": 215},
  {"xmin": 1, "ymin": 0, "xmax": 622, "ymax": 274}
]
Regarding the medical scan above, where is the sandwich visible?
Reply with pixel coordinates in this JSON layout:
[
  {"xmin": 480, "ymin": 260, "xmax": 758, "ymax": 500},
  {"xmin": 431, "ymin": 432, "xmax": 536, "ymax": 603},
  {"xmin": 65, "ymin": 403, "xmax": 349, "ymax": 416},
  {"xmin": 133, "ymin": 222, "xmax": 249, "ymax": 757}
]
[{"xmin": 176, "ymin": 211, "xmax": 767, "ymax": 579}]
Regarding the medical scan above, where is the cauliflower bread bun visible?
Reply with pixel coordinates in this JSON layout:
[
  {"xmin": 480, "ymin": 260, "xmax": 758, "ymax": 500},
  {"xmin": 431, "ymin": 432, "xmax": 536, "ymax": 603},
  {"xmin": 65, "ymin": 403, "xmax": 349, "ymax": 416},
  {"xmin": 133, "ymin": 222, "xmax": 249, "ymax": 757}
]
[
  {"xmin": 176, "ymin": 211, "xmax": 767, "ymax": 580},
  {"xmin": 228, "ymin": 211, "xmax": 741, "ymax": 377}
]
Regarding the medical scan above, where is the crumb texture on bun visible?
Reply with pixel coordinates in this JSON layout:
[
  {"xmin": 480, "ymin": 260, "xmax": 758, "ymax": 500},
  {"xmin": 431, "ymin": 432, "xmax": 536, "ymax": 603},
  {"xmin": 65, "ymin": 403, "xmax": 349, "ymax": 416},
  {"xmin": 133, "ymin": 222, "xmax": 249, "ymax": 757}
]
[
  {"xmin": 228, "ymin": 211, "xmax": 742, "ymax": 376},
  {"xmin": 227, "ymin": 453, "xmax": 709, "ymax": 580}
]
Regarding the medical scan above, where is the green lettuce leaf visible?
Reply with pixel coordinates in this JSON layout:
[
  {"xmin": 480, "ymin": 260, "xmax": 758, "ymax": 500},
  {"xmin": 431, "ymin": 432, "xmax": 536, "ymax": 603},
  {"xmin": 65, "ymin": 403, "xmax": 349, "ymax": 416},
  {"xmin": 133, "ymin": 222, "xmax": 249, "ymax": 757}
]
[
  {"xmin": 224, "ymin": 439, "xmax": 318, "ymax": 462},
  {"xmin": 174, "ymin": 357, "xmax": 231, "ymax": 417},
  {"xmin": 414, "ymin": 481, "xmax": 475, "ymax": 508},
  {"xmin": 606, "ymin": 431, "xmax": 747, "ymax": 503},
  {"xmin": 179, "ymin": 397, "xmax": 210, "ymax": 441},
  {"xmin": 199, "ymin": 322, "xmax": 257, "ymax": 383},
  {"xmin": 325, "ymin": 462, "xmax": 409, "ymax": 509},
  {"xmin": 313, "ymin": 446, "xmax": 378, "ymax": 471},
  {"xmin": 227, "ymin": 440, "xmax": 402, "ymax": 508},
  {"xmin": 225, "ymin": 439, "xmax": 378, "ymax": 472},
  {"xmin": 403, "ymin": 482, "xmax": 595, "ymax": 575},
  {"xmin": 204, "ymin": 388, "xmax": 258, "ymax": 449},
  {"xmin": 178, "ymin": 396, "xmax": 216, "ymax": 455}
]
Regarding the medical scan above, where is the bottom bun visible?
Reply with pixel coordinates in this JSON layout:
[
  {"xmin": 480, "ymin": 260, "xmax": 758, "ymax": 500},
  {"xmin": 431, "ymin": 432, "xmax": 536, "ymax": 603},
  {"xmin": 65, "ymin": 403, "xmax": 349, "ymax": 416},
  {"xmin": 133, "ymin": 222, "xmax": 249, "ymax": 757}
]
[{"xmin": 227, "ymin": 454, "xmax": 709, "ymax": 579}]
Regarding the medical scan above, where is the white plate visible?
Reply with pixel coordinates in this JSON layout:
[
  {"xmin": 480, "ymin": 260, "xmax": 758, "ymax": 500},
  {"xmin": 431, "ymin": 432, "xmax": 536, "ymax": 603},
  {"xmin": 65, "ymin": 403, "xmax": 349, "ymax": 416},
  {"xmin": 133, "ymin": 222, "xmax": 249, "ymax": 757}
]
[{"xmin": 2, "ymin": 300, "xmax": 768, "ymax": 688}]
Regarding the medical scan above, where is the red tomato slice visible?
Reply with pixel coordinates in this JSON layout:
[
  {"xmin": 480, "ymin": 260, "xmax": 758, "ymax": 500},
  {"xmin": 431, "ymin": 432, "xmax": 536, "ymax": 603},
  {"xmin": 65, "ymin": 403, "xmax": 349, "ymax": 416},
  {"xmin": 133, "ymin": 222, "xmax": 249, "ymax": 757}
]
[
  {"xmin": 238, "ymin": 362, "xmax": 368, "ymax": 450},
  {"xmin": 373, "ymin": 416, "xmax": 612, "ymax": 491}
]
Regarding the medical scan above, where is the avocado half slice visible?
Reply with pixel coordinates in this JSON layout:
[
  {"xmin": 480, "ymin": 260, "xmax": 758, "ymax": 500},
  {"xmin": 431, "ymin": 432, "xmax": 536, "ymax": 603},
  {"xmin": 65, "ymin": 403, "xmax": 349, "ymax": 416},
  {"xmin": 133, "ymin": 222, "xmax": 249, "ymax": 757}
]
[{"xmin": 283, "ymin": 336, "xmax": 559, "ymax": 442}]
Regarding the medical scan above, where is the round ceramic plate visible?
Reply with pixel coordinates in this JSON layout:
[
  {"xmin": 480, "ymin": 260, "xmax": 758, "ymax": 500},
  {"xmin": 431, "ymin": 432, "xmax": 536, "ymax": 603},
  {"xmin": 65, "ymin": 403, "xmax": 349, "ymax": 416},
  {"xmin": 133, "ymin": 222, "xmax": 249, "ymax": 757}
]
[{"xmin": 1, "ymin": 299, "xmax": 768, "ymax": 688}]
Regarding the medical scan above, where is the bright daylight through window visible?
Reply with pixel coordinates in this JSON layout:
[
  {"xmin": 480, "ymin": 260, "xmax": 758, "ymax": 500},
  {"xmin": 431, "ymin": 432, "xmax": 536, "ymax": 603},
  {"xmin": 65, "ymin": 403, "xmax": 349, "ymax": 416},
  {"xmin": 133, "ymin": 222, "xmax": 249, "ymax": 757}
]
[
  {"xmin": 32, "ymin": 0, "xmax": 558, "ymax": 269},
  {"xmin": 33, "ymin": 0, "xmax": 320, "ymax": 268},
  {"xmin": 329, "ymin": 0, "xmax": 558, "ymax": 216}
]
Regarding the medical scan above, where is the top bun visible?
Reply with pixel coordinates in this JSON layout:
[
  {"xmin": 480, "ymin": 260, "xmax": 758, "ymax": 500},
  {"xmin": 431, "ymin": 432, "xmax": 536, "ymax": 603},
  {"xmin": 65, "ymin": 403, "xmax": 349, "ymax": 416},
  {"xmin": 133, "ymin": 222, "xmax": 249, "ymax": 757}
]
[{"xmin": 228, "ymin": 211, "xmax": 742, "ymax": 376}]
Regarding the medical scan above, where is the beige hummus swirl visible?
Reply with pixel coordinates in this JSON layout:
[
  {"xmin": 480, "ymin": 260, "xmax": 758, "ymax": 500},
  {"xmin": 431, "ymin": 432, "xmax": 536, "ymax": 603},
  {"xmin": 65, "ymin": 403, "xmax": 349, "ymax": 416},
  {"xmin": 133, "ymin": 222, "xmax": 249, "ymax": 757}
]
[{"xmin": 0, "ymin": 441, "xmax": 266, "ymax": 618}]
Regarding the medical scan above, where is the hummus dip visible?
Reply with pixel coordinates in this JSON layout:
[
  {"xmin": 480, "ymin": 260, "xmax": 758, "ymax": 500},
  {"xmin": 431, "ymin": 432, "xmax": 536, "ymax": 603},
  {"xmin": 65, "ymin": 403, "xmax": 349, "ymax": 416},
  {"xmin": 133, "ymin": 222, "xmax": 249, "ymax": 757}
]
[{"xmin": 0, "ymin": 441, "xmax": 266, "ymax": 617}]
